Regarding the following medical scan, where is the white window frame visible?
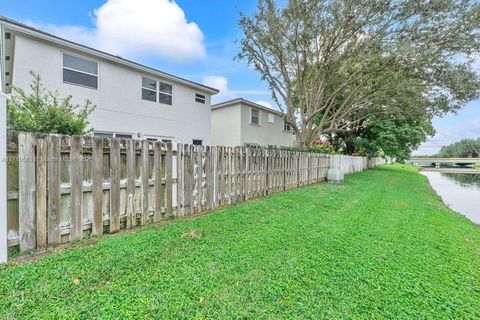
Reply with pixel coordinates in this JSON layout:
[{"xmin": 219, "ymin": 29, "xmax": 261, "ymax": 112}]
[
  {"xmin": 250, "ymin": 108, "xmax": 261, "ymax": 125},
  {"xmin": 140, "ymin": 76, "xmax": 173, "ymax": 106},
  {"xmin": 143, "ymin": 134, "xmax": 175, "ymax": 143},
  {"xmin": 94, "ymin": 131, "xmax": 133, "ymax": 139},
  {"xmin": 62, "ymin": 52, "xmax": 99, "ymax": 90},
  {"xmin": 141, "ymin": 76, "xmax": 157, "ymax": 103},
  {"xmin": 283, "ymin": 121, "xmax": 292, "ymax": 132},
  {"xmin": 158, "ymin": 81, "xmax": 173, "ymax": 106},
  {"xmin": 268, "ymin": 113, "xmax": 275, "ymax": 124}
]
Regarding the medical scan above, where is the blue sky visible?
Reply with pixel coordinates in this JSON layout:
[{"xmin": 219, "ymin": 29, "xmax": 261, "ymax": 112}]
[{"xmin": 1, "ymin": 0, "xmax": 478, "ymax": 154}]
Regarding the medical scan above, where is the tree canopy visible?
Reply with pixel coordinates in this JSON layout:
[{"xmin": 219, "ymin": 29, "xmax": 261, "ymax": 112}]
[
  {"xmin": 237, "ymin": 0, "xmax": 480, "ymax": 153},
  {"xmin": 7, "ymin": 72, "xmax": 95, "ymax": 135},
  {"xmin": 437, "ymin": 138, "xmax": 480, "ymax": 158}
]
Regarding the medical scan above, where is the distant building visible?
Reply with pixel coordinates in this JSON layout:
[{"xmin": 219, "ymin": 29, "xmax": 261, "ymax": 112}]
[
  {"xmin": 0, "ymin": 16, "xmax": 218, "ymax": 145},
  {"xmin": 211, "ymin": 98, "xmax": 294, "ymax": 147}
]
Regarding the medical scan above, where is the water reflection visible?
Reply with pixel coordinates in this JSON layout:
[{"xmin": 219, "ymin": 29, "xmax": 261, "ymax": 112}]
[
  {"xmin": 421, "ymin": 171, "xmax": 480, "ymax": 224},
  {"xmin": 441, "ymin": 172, "xmax": 480, "ymax": 188}
]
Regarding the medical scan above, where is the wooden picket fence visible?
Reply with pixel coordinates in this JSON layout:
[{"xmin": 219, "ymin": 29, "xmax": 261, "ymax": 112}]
[{"xmin": 5, "ymin": 131, "xmax": 387, "ymax": 254}]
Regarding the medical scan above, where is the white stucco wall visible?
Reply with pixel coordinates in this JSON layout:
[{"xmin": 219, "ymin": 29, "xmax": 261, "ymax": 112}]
[
  {"xmin": 211, "ymin": 104, "xmax": 241, "ymax": 146},
  {"xmin": 211, "ymin": 100, "xmax": 294, "ymax": 147},
  {"xmin": 240, "ymin": 103, "xmax": 293, "ymax": 147},
  {"xmin": 0, "ymin": 92, "xmax": 7, "ymax": 263},
  {"xmin": 11, "ymin": 34, "xmax": 213, "ymax": 145}
]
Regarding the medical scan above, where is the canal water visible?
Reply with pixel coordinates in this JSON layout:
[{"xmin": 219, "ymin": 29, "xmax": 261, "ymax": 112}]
[{"xmin": 421, "ymin": 170, "xmax": 480, "ymax": 224}]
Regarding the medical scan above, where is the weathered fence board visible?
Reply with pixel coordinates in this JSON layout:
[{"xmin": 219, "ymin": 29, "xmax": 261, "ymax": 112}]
[
  {"xmin": 177, "ymin": 143, "xmax": 184, "ymax": 217},
  {"xmin": 69, "ymin": 135, "xmax": 83, "ymax": 241},
  {"xmin": 126, "ymin": 139, "xmax": 136, "ymax": 228},
  {"xmin": 5, "ymin": 131, "xmax": 389, "ymax": 255},
  {"xmin": 35, "ymin": 138, "xmax": 47, "ymax": 250},
  {"xmin": 92, "ymin": 138, "xmax": 104, "ymax": 235},
  {"xmin": 141, "ymin": 140, "xmax": 149, "ymax": 224},
  {"xmin": 47, "ymin": 135, "xmax": 61, "ymax": 245},
  {"xmin": 110, "ymin": 139, "xmax": 121, "ymax": 232},
  {"xmin": 18, "ymin": 133, "xmax": 36, "ymax": 251},
  {"xmin": 165, "ymin": 143, "xmax": 173, "ymax": 218},
  {"xmin": 154, "ymin": 142, "xmax": 162, "ymax": 223}
]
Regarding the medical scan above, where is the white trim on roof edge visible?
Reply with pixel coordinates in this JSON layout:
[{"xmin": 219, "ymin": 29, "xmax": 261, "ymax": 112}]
[
  {"xmin": 212, "ymin": 98, "xmax": 285, "ymax": 116},
  {"xmin": 0, "ymin": 16, "xmax": 219, "ymax": 95}
]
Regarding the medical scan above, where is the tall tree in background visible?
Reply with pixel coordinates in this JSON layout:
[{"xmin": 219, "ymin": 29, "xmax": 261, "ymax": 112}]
[
  {"xmin": 237, "ymin": 0, "xmax": 480, "ymax": 146},
  {"xmin": 438, "ymin": 138, "xmax": 480, "ymax": 158}
]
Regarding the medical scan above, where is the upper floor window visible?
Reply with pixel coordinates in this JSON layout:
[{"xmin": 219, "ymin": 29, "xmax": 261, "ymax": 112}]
[
  {"xmin": 268, "ymin": 113, "xmax": 275, "ymax": 123},
  {"xmin": 195, "ymin": 93, "xmax": 206, "ymax": 104},
  {"xmin": 251, "ymin": 108, "xmax": 260, "ymax": 125},
  {"xmin": 141, "ymin": 77, "xmax": 173, "ymax": 105},
  {"xmin": 284, "ymin": 121, "xmax": 292, "ymax": 132},
  {"xmin": 142, "ymin": 77, "xmax": 157, "ymax": 102},
  {"xmin": 192, "ymin": 139, "xmax": 203, "ymax": 146},
  {"xmin": 63, "ymin": 53, "xmax": 98, "ymax": 89},
  {"xmin": 159, "ymin": 82, "xmax": 173, "ymax": 105}
]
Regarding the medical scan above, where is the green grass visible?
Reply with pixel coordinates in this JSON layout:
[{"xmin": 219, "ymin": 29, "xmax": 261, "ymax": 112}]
[{"xmin": 1, "ymin": 164, "xmax": 480, "ymax": 319}]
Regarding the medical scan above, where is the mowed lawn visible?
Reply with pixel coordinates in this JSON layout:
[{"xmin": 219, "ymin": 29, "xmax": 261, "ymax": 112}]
[{"xmin": 1, "ymin": 165, "xmax": 480, "ymax": 319}]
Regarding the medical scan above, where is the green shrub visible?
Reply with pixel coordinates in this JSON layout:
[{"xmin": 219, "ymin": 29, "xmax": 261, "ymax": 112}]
[{"xmin": 7, "ymin": 71, "xmax": 95, "ymax": 135}]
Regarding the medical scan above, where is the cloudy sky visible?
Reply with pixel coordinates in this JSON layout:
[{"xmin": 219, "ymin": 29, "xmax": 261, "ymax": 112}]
[{"xmin": 1, "ymin": 0, "xmax": 478, "ymax": 154}]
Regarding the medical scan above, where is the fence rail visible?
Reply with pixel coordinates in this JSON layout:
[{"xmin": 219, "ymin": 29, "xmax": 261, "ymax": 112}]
[{"xmin": 5, "ymin": 132, "xmax": 388, "ymax": 254}]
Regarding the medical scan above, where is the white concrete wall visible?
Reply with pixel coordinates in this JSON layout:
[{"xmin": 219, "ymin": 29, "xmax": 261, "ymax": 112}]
[
  {"xmin": 240, "ymin": 103, "xmax": 293, "ymax": 147},
  {"xmin": 12, "ymin": 34, "xmax": 213, "ymax": 145},
  {"xmin": 211, "ymin": 104, "xmax": 242, "ymax": 146},
  {"xmin": 0, "ymin": 92, "xmax": 7, "ymax": 263}
]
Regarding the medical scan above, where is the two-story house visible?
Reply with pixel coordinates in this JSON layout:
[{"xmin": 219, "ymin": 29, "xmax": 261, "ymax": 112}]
[
  {"xmin": 211, "ymin": 98, "xmax": 294, "ymax": 147},
  {"xmin": 0, "ymin": 16, "xmax": 218, "ymax": 145}
]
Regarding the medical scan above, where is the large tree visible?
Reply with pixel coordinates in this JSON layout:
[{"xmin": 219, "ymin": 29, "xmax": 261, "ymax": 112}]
[
  {"xmin": 237, "ymin": 0, "xmax": 480, "ymax": 145},
  {"xmin": 329, "ymin": 66, "xmax": 436, "ymax": 160},
  {"xmin": 332, "ymin": 115, "xmax": 435, "ymax": 162}
]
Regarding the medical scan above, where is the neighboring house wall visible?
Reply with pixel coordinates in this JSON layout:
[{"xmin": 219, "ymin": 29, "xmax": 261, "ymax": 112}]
[
  {"xmin": 211, "ymin": 99, "xmax": 293, "ymax": 147},
  {"xmin": 211, "ymin": 103, "xmax": 241, "ymax": 146},
  {"xmin": 3, "ymin": 24, "xmax": 215, "ymax": 145}
]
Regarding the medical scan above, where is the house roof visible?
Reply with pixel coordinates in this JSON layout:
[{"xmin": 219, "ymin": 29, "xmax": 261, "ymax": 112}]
[
  {"xmin": 0, "ymin": 15, "xmax": 219, "ymax": 95},
  {"xmin": 212, "ymin": 98, "xmax": 285, "ymax": 116}
]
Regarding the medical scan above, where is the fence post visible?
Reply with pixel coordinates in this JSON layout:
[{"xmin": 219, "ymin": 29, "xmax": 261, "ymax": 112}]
[{"xmin": 0, "ymin": 92, "xmax": 7, "ymax": 263}]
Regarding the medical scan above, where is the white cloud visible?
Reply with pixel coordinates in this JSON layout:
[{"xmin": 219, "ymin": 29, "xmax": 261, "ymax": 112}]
[
  {"xmin": 232, "ymin": 90, "xmax": 270, "ymax": 95},
  {"xmin": 29, "ymin": 0, "xmax": 206, "ymax": 62},
  {"xmin": 203, "ymin": 75, "xmax": 236, "ymax": 102},
  {"xmin": 413, "ymin": 131, "xmax": 458, "ymax": 155},
  {"xmin": 472, "ymin": 117, "xmax": 480, "ymax": 127},
  {"xmin": 34, "ymin": 23, "xmax": 96, "ymax": 45},
  {"xmin": 203, "ymin": 75, "xmax": 275, "ymax": 105},
  {"xmin": 253, "ymin": 100, "xmax": 273, "ymax": 109}
]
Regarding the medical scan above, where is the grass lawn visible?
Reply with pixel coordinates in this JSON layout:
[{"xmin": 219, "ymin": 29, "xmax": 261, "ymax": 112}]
[{"xmin": 1, "ymin": 164, "xmax": 480, "ymax": 319}]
